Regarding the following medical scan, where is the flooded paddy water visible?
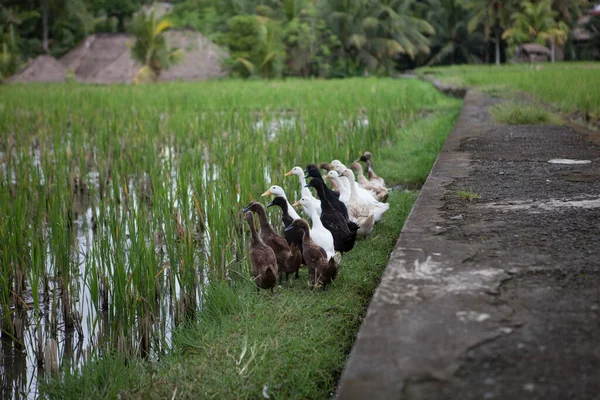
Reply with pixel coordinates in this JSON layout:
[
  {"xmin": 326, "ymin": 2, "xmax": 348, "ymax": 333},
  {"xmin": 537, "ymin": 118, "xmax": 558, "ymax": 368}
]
[{"xmin": 0, "ymin": 79, "xmax": 457, "ymax": 398}]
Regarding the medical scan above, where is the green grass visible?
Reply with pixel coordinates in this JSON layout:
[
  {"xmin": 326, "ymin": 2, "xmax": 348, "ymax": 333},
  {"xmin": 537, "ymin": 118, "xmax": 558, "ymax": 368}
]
[
  {"xmin": 419, "ymin": 62, "xmax": 600, "ymax": 120},
  {"xmin": 456, "ymin": 190, "xmax": 481, "ymax": 202},
  {"xmin": 377, "ymin": 108, "xmax": 460, "ymax": 186},
  {"xmin": 38, "ymin": 108, "xmax": 460, "ymax": 399},
  {"xmin": 490, "ymin": 101, "xmax": 563, "ymax": 125}
]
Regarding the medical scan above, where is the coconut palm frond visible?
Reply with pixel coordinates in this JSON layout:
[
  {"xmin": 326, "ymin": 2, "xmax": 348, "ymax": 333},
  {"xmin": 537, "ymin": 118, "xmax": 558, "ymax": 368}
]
[
  {"xmin": 236, "ymin": 57, "xmax": 255, "ymax": 74},
  {"xmin": 133, "ymin": 65, "xmax": 156, "ymax": 84}
]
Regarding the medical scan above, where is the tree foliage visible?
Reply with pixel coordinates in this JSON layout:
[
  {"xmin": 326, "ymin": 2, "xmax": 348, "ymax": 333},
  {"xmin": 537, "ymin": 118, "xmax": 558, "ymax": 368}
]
[
  {"xmin": 0, "ymin": 0, "xmax": 598, "ymax": 81},
  {"xmin": 131, "ymin": 11, "xmax": 184, "ymax": 82},
  {"xmin": 502, "ymin": 0, "xmax": 569, "ymax": 62}
]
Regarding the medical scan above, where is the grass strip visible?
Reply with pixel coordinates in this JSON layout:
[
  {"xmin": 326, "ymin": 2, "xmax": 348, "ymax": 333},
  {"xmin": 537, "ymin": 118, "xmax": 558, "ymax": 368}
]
[
  {"xmin": 418, "ymin": 62, "xmax": 600, "ymax": 121},
  {"xmin": 40, "ymin": 107, "xmax": 460, "ymax": 400},
  {"xmin": 490, "ymin": 101, "xmax": 563, "ymax": 125}
]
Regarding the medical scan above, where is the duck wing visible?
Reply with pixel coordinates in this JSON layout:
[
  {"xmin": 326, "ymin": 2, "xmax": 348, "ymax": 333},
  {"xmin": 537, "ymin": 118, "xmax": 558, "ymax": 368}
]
[{"xmin": 320, "ymin": 211, "xmax": 357, "ymax": 253}]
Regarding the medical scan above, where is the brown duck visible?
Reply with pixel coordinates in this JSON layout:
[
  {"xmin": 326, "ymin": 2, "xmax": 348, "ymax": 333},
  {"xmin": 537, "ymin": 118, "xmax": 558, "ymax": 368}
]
[
  {"xmin": 244, "ymin": 212, "xmax": 277, "ymax": 293},
  {"xmin": 359, "ymin": 151, "xmax": 386, "ymax": 187},
  {"xmin": 243, "ymin": 201, "xmax": 301, "ymax": 281},
  {"xmin": 285, "ymin": 219, "xmax": 338, "ymax": 289}
]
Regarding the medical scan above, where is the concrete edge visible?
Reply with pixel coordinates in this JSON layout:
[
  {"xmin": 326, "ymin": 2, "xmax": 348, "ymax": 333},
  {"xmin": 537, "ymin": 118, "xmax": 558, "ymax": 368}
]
[
  {"xmin": 417, "ymin": 74, "xmax": 468, "ymax": 99},
  {"xmin": 336, "ymin": 91, "xmax": 505, "ymax": 398}
]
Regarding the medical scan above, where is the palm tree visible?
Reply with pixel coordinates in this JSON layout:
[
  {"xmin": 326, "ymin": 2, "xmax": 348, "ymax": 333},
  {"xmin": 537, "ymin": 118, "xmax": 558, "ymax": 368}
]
[
  {"xmin": 426, "ymin": 0, "xmax": 485, "ymax": 65},
  {"xmin": 131, "ymin": 11, "xmax": 184, "ymax": 82},
  {"xmin": 462, "ymin": 0, "xmax": 516, "ymax": 65},
  {"xmin": 502, "ymin": 0, "xmax": 568, "ymax": 62},
  {"xmin": 0, "ymin": 7, "xmax": 39, "ymax": 80},
  {"xmin": 328, "ymin": 0, "xmax": 433, "ymax": 75}
]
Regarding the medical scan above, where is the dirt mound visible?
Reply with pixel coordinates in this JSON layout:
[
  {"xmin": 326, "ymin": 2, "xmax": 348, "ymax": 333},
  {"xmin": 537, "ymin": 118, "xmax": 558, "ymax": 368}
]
[
  {"xmin": 160, "ymin": 30, "xmax": 227, "ymax": 82},
  {"xmin": 60, "ymin": 30, "xmax": 228, "ymax": 84},
  {"xmin": 9, "ymin": 55, "xmax": 67, "ymax": 83}
]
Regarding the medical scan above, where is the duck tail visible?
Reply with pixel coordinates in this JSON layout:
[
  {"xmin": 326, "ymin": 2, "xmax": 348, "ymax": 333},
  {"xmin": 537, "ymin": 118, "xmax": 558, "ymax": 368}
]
[
  {"xmin": 341, "ymin": 230, "xmax": 357, "ymax": 252},
  {"xmin": 327, "ymin": 257, "xmax": 339, "ymax": 281},
  {"xmin": 265, "ymin": 265, "xmax": 277, "ymax": 281}
]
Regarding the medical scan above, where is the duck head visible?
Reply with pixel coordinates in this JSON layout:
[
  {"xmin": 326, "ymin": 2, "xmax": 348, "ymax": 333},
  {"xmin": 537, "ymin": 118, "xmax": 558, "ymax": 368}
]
[
  {"xmin": 304, "ymin": 177, "xmax": 323, "ymax": 191},
  {"xmin": 267, "ymin": 196, "xmax": 287, "ymax": 209},
  {"xmin": 326, "ymin": 170, "xmax": 341, "ymax": 182},
  {"xmin": 350, "ymin": 161, "xmax": 363, "ymax": 173},
  {"xmin": 292, "ymin": 197, "xmax": 315, "ymax": 213},
  {"xmin": 304, "ymin": 164, "xmax": 321, "ymax": 179},
  {"xmin": 342, "ymin": 168, "xmax": 355, "ymax": 181},
  {"xmin": 319, "ymin": 162, "xmax": 332, "ymax": 172},
  {"xmin": 242, "ymin": 201, "xmax": 265, "ymax": 214},
  {"xmin": 359, "ymin": 151, "xmax": 372, "ymax": 162},
  {"xmin": 284, "ymin": 166, "xmax": 304, "ymax": 177},
  {"xmin": 284, "ymin": 218, "xmax": 310, "ymax": 234},
  {"xmin": 261, "ymin": 185, "xmax": 286, "ymax": 198}
]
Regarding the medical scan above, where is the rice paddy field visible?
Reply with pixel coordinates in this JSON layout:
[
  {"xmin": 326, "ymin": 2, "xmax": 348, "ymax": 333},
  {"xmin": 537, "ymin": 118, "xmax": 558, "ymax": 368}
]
[
  {"xmin": 419, "ymin": 62, "xmax": 600, "ymax": 122},
  {"xmin": 0, "ymin": 78, "xmax": 461, "ymax": 399}
]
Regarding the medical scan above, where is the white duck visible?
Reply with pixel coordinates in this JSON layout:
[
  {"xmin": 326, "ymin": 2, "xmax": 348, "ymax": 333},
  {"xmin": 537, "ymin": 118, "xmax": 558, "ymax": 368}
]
[
  {"xmin": 327, "ymin": 170, "xmax": 374, "ymax": 238},
  {"xmin": 292, "ymin": 197, "xmax": 336, "ymax": 261},
  {"xmin": 342, "ymin": 168, "xmax": 389, "ymax": 223},
  {"xmin": 261, "ymin": 185, "xmax": 301, "ymax": 221},
  {"xmin": 331, "ymin": 160, "xmax": 378, "ymax": 204},
  {"xmin": 285, "ymin": 166, "xmax": 322, "ymax": 216},
  {"xmin": 350, "ymin": 162, "xmax": 388, "ymax": 202},
  {"xmin": 325, "ymin": 171, "xmax": 375, "ymax": 237},
  {"xmin": 329, "ymin": 160, "xmax": 353, "ymax": 194},
  {"xmin": 325, "ymin": 170, "xmax": 350, "ymax": 204}
]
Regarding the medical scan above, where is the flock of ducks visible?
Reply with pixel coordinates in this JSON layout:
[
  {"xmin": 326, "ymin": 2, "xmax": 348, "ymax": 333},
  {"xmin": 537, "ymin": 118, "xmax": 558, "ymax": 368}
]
[{"xmin": 242, "ymin": 151, "xmax": 389, "ymax": 292}]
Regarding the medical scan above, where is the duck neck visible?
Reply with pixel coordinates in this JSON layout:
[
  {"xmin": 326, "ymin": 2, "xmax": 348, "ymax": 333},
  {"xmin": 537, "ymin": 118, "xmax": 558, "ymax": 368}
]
[
  {"xmin": 248, "ymin": 218, "xmax": 261, "ymax": 246},
  {"xmin": 286, "ymin": 201, "xmax": 301, "ymax": 220},
  {"xmin": 296, "ymin": 174, "xmax": 311, "ymax": 198},
  {"xmin": 307, "ymin": 206, "xmax": 324, "ymax": 230},
  {"xmin": 334, "ymin": 176, "xmax": 349, "ymax": 197},
  {"xmin": 367, "ymin": 160, "xmax": 376, "ymax": 175},
  {"xmin": 254, "ymin": 207, "xmax": 276, "ymax": 235},
  {"xmin": 312, "ymin": 182, "xmax": 331, "ymax": 209},
  {"xmin": 347, "ymin": 172, "xmax": 360, "ymax": 199},
  {"xmin": 301, "ymin": 229, "xmax": 313, "ymax": 248},
  {"xmin": 356, "ymin": 167, "xmax": 367, "ymax": 182},
  {"xmin": 278, "ymin": 193, "xmax": 301, "ymax": 221}
]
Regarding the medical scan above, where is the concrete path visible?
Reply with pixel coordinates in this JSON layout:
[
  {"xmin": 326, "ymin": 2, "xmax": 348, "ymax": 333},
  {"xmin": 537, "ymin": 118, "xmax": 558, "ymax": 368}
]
[{"xmin": 337, "ymin": 91, "xmax": 600, "ymax": 399}]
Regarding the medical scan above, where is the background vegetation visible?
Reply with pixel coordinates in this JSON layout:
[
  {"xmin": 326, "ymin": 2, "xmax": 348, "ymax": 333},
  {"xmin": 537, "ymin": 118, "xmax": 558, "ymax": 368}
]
[{"xmin": 1, "ymin": 0, "xmax": 599, "ymax": 81}]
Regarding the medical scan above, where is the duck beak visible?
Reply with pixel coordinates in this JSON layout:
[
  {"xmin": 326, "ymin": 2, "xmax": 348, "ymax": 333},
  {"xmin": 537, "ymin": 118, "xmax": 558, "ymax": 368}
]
[
  {"xmin": 266, "ymin": 200, "xmax": 275, "ymax": 208},
  {"xmin": 241, "ymin": 204, "xmax": 252, "ymax": 213},
  {"xmin": 261, "ymin": 190, "xmax": 271, "ymax": 197},
  {"xmin": 324, "ymin": 174, "xmax": 329, "ymax": 180},
  {"xmin": 291, "ymin": 200, "xmax": 301, "ymax": 207},
  {"xmin": 284, "ymin": 224, "xmax": 294, "ymax": 232},
  {"xmin": 284, "ymin": 170, "xmax": 293, "ymax": 176}
]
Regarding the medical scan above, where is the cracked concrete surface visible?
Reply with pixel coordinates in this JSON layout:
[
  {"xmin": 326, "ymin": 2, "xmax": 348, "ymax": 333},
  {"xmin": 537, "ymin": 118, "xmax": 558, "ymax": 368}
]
[{"xmin": 337, "ymin": 91, "xmax": 600, "ymax": 399}]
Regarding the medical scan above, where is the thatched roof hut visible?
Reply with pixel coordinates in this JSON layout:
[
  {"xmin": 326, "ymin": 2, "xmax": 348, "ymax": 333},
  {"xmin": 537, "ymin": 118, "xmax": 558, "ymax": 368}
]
[
  {"xmin": 59, "ymin": 30, "xmax": 228, "ymax": 84},
  {"xmin": 9, "ymin": 55, "xmax": 67, "ymax": 83},
  {"xmin": 514, "ymin": 43, "xmax": 551, "ymax": 63}
]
